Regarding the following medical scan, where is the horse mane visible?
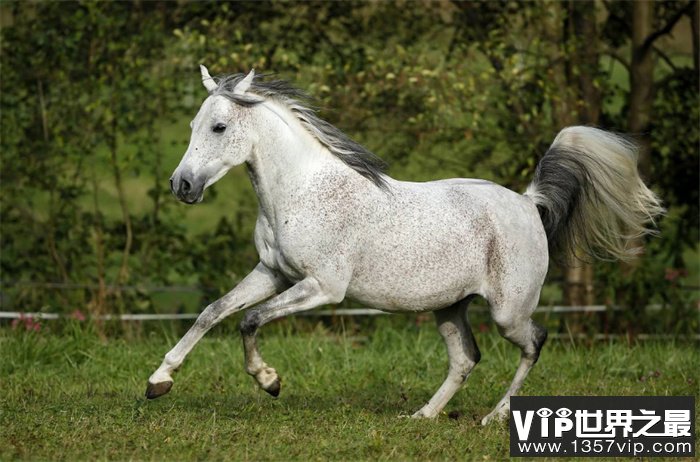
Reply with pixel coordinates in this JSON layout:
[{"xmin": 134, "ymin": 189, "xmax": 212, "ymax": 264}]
[{"xmin": 212, "ymin": 73, "xmax": 389, "ymax": 189}]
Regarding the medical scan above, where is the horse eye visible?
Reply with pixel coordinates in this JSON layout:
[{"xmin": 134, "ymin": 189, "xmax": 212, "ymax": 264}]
[{"xmin": 212, "ymin": 123, "xmax": 227, "ymax": 133}]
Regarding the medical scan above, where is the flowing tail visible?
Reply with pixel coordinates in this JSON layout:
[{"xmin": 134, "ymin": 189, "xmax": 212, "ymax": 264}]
[{"xmin": 525, "ymin": 126, "xmax": 665, "ymax": 262}]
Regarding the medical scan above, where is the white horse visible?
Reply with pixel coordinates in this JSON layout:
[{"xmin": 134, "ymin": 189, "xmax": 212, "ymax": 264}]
[{"xmin": 146, "ymin": 66, "xmax": 663, "ymax": 424}]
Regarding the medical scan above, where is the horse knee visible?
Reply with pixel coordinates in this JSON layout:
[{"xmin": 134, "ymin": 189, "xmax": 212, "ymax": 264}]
[
  {"xmin": 529, "ymin": 322, "xmax": 548, "ymax": 363},
  {"xmin": 239, "ymin": 310, "xmax": 261, "ymax": 336},
  {"xmin": 495, "ymin": 317, "xmax": 547, "ymax": 362},
  {"xmin": 518, "ymin": 321, "xmax": 547, "ymax": 363}
]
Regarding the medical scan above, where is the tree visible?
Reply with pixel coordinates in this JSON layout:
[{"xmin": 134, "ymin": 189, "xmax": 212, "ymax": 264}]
[{"xmin": 0, "ymin": 1, "xmax": 695, "ymax": 332}]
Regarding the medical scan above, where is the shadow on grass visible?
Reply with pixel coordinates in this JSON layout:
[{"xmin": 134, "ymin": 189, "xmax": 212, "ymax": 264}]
[{"xmin": 136, "ymin": 376, "xmax": 499, "ymax": 426}]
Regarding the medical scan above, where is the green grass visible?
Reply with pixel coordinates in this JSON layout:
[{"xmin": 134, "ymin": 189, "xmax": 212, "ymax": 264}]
[{"xmin": 1, "ymin": 320, "xmax": 698, "ymax": 461}]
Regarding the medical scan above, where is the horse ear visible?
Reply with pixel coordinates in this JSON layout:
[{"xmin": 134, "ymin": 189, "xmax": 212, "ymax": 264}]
[
  {"xmin": 233, "ymin": 69, "xmax": 255, "ymax": 95},
  {"xmin": 200, "ymin": 64, "xmax": 218, "ymax": 93}
]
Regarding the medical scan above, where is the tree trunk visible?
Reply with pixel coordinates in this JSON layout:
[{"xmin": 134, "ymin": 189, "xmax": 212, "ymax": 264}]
[
  {"xmin": 573, "ymin": 2, "xmax": 602, "ymax": 126},
  {"xmin": 624, "ymin": 1, "xmax": 656, "ymax": 267},
  {"xmin": 621, "ymin": 1, "xmax": 656, "ymax": 339},
  {"xmin": 545, "ymin": 1, "xmax": 598, "ymax": 309},
  {"xmin": 90, "ymin": 168, "xmax": 107, "ymax": 321},
  {"xmin": 109, "ymin": 115, "xmax": 133, "ymax": 286},
  {"xmin": 544, "ymin": 1, "xmax": 576, "ymax": 129},
  {"xmin": 692, "ymin": 0, "xmax": 699, "ymax": 78},
  {"xmin": 37, "ymin": 79, "xmax": 70, "ymax": 284},
  {"xmin": 627, "ymin": 0, "xmax": 655, "ymax": 180},
  {"xmin": 569, "ymin": 1, "xmax": 600, "ymax": 307}
]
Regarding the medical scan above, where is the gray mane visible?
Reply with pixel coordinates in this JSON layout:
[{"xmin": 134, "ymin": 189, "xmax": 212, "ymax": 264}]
[{"xmin": 212, "ymin": 74, "xmax": 389, "ymax": 189}]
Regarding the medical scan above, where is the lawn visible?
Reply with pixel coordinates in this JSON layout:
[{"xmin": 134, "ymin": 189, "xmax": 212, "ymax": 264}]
[{"xmin": 1, "ymin": 319, "xmax": 698, "ymax": 461}]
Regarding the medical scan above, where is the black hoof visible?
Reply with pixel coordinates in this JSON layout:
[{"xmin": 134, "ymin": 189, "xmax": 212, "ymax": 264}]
[
  {"xmin": 264, "ymin": 378, "xmax": 281, "ymax": 397},
  {"xmin": 145, "ymin": 381, "xmax": 173, "ymax": 399}
]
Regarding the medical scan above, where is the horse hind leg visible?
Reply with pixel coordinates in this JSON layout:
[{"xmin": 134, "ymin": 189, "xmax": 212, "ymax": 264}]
[
  {"xmin": 412, "ymin": 297, "xmax": 481, "ymax": 418},
  {"xmin": 481, "ymin": 293, "xmax": 547, "ymax": 425}
]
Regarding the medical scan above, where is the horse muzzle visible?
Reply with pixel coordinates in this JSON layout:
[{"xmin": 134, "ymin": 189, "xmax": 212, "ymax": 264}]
[{"xmin": 170, "ymin": 170, "xmax": 205, "ymax": 204}]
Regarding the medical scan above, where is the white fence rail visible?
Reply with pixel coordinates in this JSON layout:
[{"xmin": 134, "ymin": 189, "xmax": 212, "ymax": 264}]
[
  {"xmin": 2, "ymin": 306, "xmax": 697, "ymax": 340},
  {"xmin": 0, "ymin": 303, "xmax": 688, "ymax": 320}
]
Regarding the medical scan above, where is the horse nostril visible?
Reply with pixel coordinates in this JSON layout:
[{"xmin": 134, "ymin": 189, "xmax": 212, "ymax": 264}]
[{"xmin": 174, "ymin": 172, "xmax": 196, "ymax": 200}]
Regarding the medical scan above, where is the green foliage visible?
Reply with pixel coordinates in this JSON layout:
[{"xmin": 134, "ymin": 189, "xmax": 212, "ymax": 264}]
[
  {"xmin": 652, "ymin": 68, "xmax": 700, "ymax": 246},
  {"xmin": 0, "ymin": 1, "xmax": 697, "ymax": 325}
]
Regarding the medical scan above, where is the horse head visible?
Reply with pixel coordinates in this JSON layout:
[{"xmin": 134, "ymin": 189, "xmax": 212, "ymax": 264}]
[{"xmin": 170, "ymin": 65, "xmax": 259, "ymax": 204}]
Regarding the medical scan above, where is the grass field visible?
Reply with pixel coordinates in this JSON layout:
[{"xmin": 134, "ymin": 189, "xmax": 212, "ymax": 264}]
[{"xmin": 1, "ymin": 319, "xmax": 698, "ymax": 461}]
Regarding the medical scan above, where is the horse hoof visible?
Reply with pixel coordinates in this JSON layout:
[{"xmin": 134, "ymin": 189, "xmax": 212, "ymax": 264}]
[
  {"xmin": 264, "ymin": 378, "xmax": 281, "ymax": 397},
  {"xmin": 145, "ymin": 380, "xmax": 173, "ymax": 399}
]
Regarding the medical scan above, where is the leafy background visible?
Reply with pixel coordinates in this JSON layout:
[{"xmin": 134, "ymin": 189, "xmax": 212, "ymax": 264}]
[{"xmin": 1, "ymin": 1, "xmax": 697, "ymax": 335}]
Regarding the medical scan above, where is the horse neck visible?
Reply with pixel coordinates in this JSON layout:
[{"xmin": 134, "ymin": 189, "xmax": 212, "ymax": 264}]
[{"xmin": 245, "ymin": 101, "xmax": 340, "ymax": 222}]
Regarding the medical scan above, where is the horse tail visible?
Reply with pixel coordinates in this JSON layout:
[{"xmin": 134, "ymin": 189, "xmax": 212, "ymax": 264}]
[{"xmin": 525, "ymin": 126, "xmax": 665, "ymax": 262}]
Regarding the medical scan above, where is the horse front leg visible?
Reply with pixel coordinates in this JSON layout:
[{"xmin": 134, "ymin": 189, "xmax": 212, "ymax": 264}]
[
  {"xmin": 145, "ymin": 263, "xmax": 286, "ymax": 399},
  {"xmin": 239, "ymin": 277, "xmax": 343, "ymax": 396}
]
